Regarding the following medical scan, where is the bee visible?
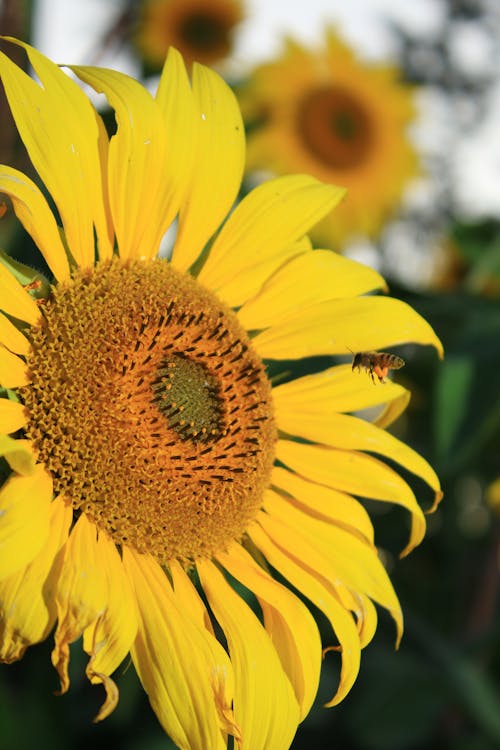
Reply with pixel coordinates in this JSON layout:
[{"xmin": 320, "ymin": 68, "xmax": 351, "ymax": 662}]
[{"xmin": 351, "ymin": 351, "xmax": 405, "ymax": 383}]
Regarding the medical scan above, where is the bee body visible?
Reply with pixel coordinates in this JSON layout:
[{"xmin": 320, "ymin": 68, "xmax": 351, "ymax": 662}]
[{"xmin": 351, "ymin": 351, "xmax": 405, "ymax": 383}]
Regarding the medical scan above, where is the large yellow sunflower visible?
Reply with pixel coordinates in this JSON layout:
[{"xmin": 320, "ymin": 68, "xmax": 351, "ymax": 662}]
[
  {"xmin": 135, "ymin": 0, "xmax": 243, "ymax": 69},
  {"xmin": 0, "ymin": 39, "xmax": 441, "ymax": 750},
  {"xmin": 242, "ymin": 30, "xmax": 419, "ymax": 249}
]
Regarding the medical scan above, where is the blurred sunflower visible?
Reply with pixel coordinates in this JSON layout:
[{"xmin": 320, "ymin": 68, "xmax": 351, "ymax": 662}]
[
  {"xmin": 0, "ymin": 39, "xmax": 442, "ymax": 750},
  {"xmin": 135, "ymin": 0, "xmax": 243, "ymax": 69},
  {"xmin": 242, "ymin": 30, "xmax": 419, "ymax": 249}
]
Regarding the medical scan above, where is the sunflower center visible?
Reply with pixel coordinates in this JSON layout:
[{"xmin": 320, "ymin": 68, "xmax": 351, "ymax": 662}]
[
  {"xmin": 20, "ymin": 258, "xmax": 276, "ymax": 565},
  {"xmin": 297, "ymin": 85, "xmax": 374, "ymax": 169},
  {"xmin": 179, "ymin": 10, "xmax": 232, "ymax": 58}
]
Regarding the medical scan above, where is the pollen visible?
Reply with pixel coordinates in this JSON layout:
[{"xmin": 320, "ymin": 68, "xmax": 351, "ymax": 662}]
[{"xmin": 20, "ymin": 258, "xmax": 276, "ymax": 564}]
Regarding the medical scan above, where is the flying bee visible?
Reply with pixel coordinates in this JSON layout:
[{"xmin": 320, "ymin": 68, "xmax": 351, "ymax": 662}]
[{"xmin": 351, "ymin": 351, "xmax": 405, "ymax": 383}]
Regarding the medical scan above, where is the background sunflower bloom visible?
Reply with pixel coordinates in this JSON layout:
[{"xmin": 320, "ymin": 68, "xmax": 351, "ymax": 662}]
[
  {"xmin": 135, "ymin": 0, "xmax": 244, "ymax": 69},
  {"xmin": 241, "ymin": 29, "xmax": 419, "ymax": 249},
  {"xmin": 0, "ymin": 39, "xmax": 441, "ymax": 750}
]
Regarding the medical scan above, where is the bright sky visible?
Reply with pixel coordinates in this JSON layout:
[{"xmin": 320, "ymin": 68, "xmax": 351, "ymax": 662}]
[{"xmin": 34, "ymin": 0, "xmax": 446, "ymax": 65}]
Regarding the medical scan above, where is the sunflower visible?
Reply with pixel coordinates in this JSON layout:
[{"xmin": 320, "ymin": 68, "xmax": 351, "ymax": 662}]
[
  {"xmin": 135, "ymin": 0, "xmax": 243, "ymax": 69},
  {"xmin": 0, "ymin": 38, "xmax": 442, "ymax": 750},
  {"xmin": 241, "ymin": 30, "xmax": 419, "ymax": 249}
]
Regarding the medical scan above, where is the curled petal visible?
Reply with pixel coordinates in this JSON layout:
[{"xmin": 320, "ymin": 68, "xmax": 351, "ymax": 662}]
[
  {"xmin": 0, "ymin": 497, "xmax": 71, "ymax": 662},
  {"xmin": 198, "ymin": 558, "xmax": 300, "ymax": 750},
  {"xmin": 51, "ymin": 515, "xmax": 107, "ymax": 694},
  {"xmin": 83, "ymin": 531, "xmax": 138, "ymax": 722},
  {"xmin": 123, "ymin": 548, "xmax": 234, "ymax": 750},
  {"xmin": 217, "ymin": 541, "xmax": 322, "ymax": 719},
  {"xmin": 249, "ymin": 521, "xmax": 362, "ymax": 706}
]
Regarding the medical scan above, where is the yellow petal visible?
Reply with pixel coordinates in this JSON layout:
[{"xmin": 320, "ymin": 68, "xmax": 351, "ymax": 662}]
[
  {"xmin": 170, "ymin": 562, "xmax": 215, "ymax": 635},
  {"xmin": 253, "ymin": 297, "xmax": 444, "ymax": 360},
  {"xmin": 198, "ymin": 558, "xmax": 300, "ymax": 750},
  {"xmin": 72, "ymin": 66, "xmax": 181, "ymax": 261},
  {"xmin": 169, "ymin": 562, "xmax": 239, "ymax": 740},
  {"xmin": 249, "ymin": 521, "xmax": 362, "ymax": 706},
  {"xmin": 172, "ymin": 64, "xmax": 244, "ymax": 272},
  {"xmin": 0, "ymin": 436, "xmax": 35, "ymax": 475},
  {"xmin": 0, "ymin": 311, "xmax": 30, "ymax": 356},
  {"xmin": 1, "ymin": 40, "xmax": 112, "ymax": 267},
  {"xmin": 155, "ymin": 51, "xmax": 197, "ymax": 234},
  {"xmin": 123, "ymin": 548, "xmax": 234, "ymax": 750},
  {"xmin": 199, "ymin": 176, "xmax": 345, "ymax": 307},
  {"xmin": 276, "ymin": 439, "xmax": 426, "ymax": 555},
  {"xmin": 357, "ymin": 594, "xmax": 379, "ymax": 649},
  {"xmin": 51, "ymin": 515, "xmax": 108, "ymax": 695},
  {"xmin": 275, "ymin": 408, "xmax": 441, "ymax": 542},
  {"xmin": 83, "ymin": 531, "xmax": 138, "ymax": 722},
  {"xmin": 0, "ymin": 261, "xmax": 41, "ymax": 326},
  {"xmin": 0, "ymin": 497, "xmax": 71, "ymax": 661},
  {"xmin": 238, "ymin": 250, "xmax": 387, "ymax": 329},
  {"xmin": 273, "ymin": 364, "xmax": 409, "ymax": 414},
  {"xmin": 0, "ymin": 464, "xmax": 53, "ymax": 579},
  {"xmin": 375, "ymin": 390, "xmax": 411, "ymax": 429},
  {"xmin": 264, "ymin": 490, "xmax": 403, "ymax": 642},
  {"xmin": 216, "ymin": 238, "xmax": 312, "ymax": 310},
  {"xmin": 271, "ymin": 466, "xmax": 374, "ymax": 544},
  {"xmin": 0, "ymin": 399, "xmax": 28, "ymax": 433},
  {"xmin": 92, "ymin": 111, "xmax": 114, "ymax": 260},
  {"xmin": 218, "ymin": 541, "xmax": 322, "ymax": 720},
  {"xmin": 0, "ymin": 166, "xmax": 70, "ymax": 281},
  {"xmin": 0, "ymin": 345, "xmax": 28, "ymax": 388}
]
